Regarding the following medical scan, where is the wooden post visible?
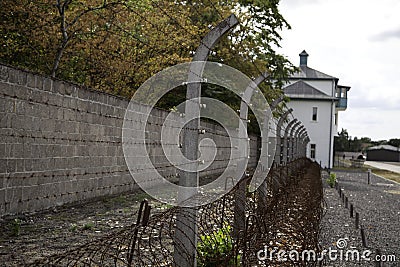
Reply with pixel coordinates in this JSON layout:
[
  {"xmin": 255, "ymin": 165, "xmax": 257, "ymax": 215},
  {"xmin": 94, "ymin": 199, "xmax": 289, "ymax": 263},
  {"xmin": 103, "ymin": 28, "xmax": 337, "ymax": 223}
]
[
  {"xmin": 350, "ymin": 204, "xmax": 354, "ymax": 218},
  {"xmin": 368, "ymin": 169, "xmax": 371, "ymax": 185},
  {"xmin": 360, "ymin": 226, "xmax": 368, "ymax": 248},
  {"xmin": 355, "ymin": 212, "xmax": 359, "ymax": 229}
]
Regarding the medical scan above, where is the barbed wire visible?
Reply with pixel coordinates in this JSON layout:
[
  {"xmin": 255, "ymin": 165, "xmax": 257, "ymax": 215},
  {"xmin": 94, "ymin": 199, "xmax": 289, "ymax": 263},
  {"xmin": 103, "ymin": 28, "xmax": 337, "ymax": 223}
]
[{"xmin": 27, "ymin": 158, "xmax": 322, "ymax": 266}]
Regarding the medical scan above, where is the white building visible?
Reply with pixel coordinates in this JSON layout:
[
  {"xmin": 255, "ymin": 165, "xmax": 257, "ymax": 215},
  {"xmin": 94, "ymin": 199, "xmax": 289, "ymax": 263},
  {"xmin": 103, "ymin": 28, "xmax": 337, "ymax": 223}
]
[{"xmin": 283, "ymin": 50, "xmax": 350, "ymax": 168}]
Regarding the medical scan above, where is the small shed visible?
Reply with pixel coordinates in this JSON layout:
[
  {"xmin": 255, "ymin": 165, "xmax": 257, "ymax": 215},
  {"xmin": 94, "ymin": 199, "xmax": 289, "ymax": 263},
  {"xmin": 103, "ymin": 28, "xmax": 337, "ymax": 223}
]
[{"xmin": 366, "ymin": 145, "xmax": 400, "ymax": 162}]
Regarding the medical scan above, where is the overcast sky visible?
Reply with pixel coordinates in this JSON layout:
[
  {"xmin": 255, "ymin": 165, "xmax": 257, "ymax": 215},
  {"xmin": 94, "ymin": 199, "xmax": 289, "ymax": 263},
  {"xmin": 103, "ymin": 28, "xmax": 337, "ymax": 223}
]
[{"xmin": 278, "ymin": 0, "xmax": 400, "ymax": 141}]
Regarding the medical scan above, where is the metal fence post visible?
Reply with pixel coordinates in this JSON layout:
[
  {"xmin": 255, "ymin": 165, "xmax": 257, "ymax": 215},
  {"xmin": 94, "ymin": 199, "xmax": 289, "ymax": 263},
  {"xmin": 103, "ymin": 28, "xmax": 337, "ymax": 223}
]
[
  {"xmin": 257, "ymin": 96, "xmax": 284, "ymax": 207},
  {"xmin": 304, "ymin": 136, "xmax": 310, "ymax": 157},
  {"xmin": 367, "ymin": 169, "xmax": 371, "ymax": 184},
  {"xmin": 298, "ymin": 130, "xmax": 307, "ymax": 158},
  {"xmin": 302, "ymin": 134, "xmax": 308, "ymax": 157},
  {"xmin": 173, "ymin": 14, "xmax": 239, "ymax": 267},
  {"xmin": 274, "ymin": 109, "xmax": 292, "ymax": 165},
  {"xmin": 288, "ymin": 121, "xmax": 301, "ymax": 163},
  {"xmin": 293, "ymin": 125, "xmax": 304, "ymax": 160},
  {"xmin": 233, "ymin": 71, "xmax": 269, "ymax": 238},
  {"xmin": 271, "ymin": 109, "xmax": 292, "ymax": 196},
  {"xmin": 283, "ymin": 119, "xmax": 298, "ymax": 164}
]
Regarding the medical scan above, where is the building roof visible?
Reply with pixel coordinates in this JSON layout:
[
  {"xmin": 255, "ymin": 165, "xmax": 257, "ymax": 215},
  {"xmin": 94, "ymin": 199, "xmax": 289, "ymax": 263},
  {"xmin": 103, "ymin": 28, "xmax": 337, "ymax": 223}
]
[
  {"xmin": 292, "ymin": 50, "xmax": 338, "ymax": 80},
  {"xmin": 283, "ymin": 80, "xmax": 336, "ymax": 100},
  {"xmin": 367, "ymin": 145, "xmax": 400, "ymax": 152},
  {"xmin": 290, "ymin": 65, "xmax": 338, "ymax": 80}
]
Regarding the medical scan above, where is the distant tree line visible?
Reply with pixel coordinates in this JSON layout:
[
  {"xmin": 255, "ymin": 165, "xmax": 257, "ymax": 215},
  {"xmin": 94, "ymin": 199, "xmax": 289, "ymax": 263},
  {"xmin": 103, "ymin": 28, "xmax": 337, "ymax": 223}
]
[{"xmin": 334, "ymin": 128, "xmax": 400, "ymax": 152}]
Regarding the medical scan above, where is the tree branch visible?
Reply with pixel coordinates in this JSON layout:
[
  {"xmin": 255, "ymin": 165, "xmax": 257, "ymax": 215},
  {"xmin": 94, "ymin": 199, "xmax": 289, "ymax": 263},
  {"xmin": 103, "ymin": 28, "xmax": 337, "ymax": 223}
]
[{"xmin": 51, "ymin": 0, "xmax": 122, "ymax": 77}]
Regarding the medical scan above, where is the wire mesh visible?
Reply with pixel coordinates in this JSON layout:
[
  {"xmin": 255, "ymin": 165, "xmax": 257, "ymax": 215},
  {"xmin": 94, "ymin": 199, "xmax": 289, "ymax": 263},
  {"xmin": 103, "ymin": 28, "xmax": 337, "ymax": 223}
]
[{"xmin": 31, "ymin": 158, "xmax": 323, "ymax": 267}]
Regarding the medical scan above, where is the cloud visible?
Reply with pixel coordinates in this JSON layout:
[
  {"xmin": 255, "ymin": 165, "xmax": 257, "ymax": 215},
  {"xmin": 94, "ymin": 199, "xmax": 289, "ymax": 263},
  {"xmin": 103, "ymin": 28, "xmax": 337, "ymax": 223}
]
[
  {"xmin": 280, "ymin": 0, "xmax": 321, "ymax": 8},
  {"xmin": 340, "ymin": 107, "xmax": 400, "ymax": 140},
  {"xmin": 370, "ymin": 27, "xmax": 400, "ymax": 41},
  {"xmin": 348, "ymin": 92, "xmax": 400, "ymax": 111}
]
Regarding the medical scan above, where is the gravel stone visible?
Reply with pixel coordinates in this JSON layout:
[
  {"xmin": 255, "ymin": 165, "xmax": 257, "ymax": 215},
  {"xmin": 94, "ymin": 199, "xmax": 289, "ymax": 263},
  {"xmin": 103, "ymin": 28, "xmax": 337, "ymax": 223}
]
[{"xmin": 319, "ymin": 170, "xmax": 399, "ymax": 267}]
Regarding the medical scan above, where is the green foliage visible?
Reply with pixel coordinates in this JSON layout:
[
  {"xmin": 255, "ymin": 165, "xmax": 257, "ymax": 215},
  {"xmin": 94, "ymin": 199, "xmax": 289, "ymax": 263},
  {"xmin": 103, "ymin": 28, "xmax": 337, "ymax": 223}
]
[
  {"xmin": 82, "ymin": 222, "xmax": 95, "ymax": 231},
  {"xmin": 334, "ymin": 129, "xmax": 371, "ymax": 152},
  {"xmin": 197, "ymin": 224, "xmax": 240, "ymax": 266},
  {"xmin": 388, "ymin": 138, "xmax": 400, "ymax": 148},
  {"xmin": 326, "ymin": 173, "xmax": 336, "ymax": 188},
  {"xmin": 10, "ymin": 218, "xmax": 22, "ymax": 236},
  {"xmin": 1, "ymin": 0, "xmax": 294, "ymax": 114},
  {"xmin": 69, "ymin": 223, "xmax": 78, "ymax": 232}
]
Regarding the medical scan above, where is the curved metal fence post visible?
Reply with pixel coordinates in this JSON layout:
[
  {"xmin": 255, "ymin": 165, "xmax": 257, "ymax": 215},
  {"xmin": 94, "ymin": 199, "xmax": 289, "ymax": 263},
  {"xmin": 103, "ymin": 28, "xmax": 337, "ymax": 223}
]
[
  {"xmin": 234, "ymin": 71, "xmax": 269, "ymax": 238},
  {"xmin": 299, "ymin": 132, "xmax": 307, "ymax": 158},
  {"xmin": 303, "ymin": 134, "xmax": 309, "ymax": 157},
  {"xmin": 271, "ymin": 109, "xmax": 292, "ymax": 195},
  {"xmin": 174, "ymin": 14, "xmax": 239, "ymax": 267},
  {"xmin": 283, "ymin": 119, "xmax": 298, "ymax": 164},
  {"xmin": 256, "ymin": 96, "xmax": 284, "ymax": 208},
  {"xmin": 288, "ymin": 121, "xmax": 301, "ymax": 163},
  {"xmin": 299, "ymin": 131, "xmax": 307, "ymax": 157},
  {"xmin": 274, "ymin": 109, "xmax": 292, "ymax": 165},
  {"xmin": 304, "ymin": 136, "xmax": 310, "ymax": 157},
  {"xmin": 297, "ymin": 128, "xmax": 306, "ymax": 158},
  {"xmin": 293, "ymin": 126, "xmax": 304, "ymax": 160}
]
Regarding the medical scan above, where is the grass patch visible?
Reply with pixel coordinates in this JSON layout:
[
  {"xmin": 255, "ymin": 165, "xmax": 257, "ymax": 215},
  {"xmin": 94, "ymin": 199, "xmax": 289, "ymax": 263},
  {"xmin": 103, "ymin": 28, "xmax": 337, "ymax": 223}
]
[
  {"xmin": 82, "ymin": 222, "xmax": 95, "ymax": 231},
  {"xmin": 129, "ymin": 192, "xmax": 150, "ymax": 202},
  {"xmin": 333, "ymin": 164, "xmax": 400, "ymax": 184},
  {"xmin": 10, "ymin": 218, "xmax": 22, "ymax": 236},
  {"xmin": 370, "ymin": 169, "xmax": 400, "ymax": 183},
  {"xmin": 333, "ymin": 166, "xmax": 367, "ymax": 172}
]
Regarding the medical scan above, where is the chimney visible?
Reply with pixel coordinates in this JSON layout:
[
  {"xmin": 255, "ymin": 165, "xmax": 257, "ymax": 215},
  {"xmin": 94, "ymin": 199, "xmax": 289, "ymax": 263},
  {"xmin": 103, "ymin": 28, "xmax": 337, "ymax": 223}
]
[{"xmin": 299, "ymin": 50, "xmax": 309, "ymax": 66}]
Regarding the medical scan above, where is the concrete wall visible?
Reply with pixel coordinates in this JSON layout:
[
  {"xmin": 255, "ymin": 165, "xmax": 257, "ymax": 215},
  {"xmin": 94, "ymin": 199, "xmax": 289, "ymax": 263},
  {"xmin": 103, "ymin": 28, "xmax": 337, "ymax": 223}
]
[{"xmin": 0, "ymin": 64, "xmax": 260, "ymax": 216}]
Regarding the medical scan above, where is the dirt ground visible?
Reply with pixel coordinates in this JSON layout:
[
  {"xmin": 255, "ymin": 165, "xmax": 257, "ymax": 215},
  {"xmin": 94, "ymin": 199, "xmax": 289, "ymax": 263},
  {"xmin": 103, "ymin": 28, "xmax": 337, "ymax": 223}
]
[
  {"xmin": 0, "ymin": 189, "xmax": 162, "ymax": 266},
  {"xmin": 0, "ymin": 162, "xmax": 324, "ymax": 266}
]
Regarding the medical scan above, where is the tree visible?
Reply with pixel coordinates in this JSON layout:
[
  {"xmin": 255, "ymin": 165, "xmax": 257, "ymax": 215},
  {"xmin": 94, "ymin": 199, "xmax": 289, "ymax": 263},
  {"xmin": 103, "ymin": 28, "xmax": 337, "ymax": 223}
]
[
  {"xmin": 1, "ymin": 0, "xmax": 295, "ymax": 111},
  {"xmin": 371, "ymin": 140, "xmax": 388, "ymax": 146},
  {"xmin": 334, "ymin": 128, "xmax": 350, "ymax": 152},
  {"xmin": 349, "ymin": 137, "xmax": 362, "ymax": 152},
  {"xmin": 388, "ymin": 138, "xmax": 400, "ymax": 148}
]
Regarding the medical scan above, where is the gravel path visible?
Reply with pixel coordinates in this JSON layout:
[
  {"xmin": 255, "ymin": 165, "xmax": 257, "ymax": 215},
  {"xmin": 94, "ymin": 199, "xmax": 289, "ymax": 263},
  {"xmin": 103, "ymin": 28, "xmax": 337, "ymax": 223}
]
[
  {"xmin": 319, "ymin": 170, "xmax": 399, "ymax": 267},
  {"xmin": 2, "ymin": 169, "xmax": 398, "ymax": 266}
]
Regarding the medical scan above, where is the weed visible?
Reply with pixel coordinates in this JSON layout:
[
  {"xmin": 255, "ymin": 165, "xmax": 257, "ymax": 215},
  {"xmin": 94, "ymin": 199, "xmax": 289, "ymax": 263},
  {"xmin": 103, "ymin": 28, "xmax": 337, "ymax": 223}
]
[
  {"xmin": 70, "ymin": 223, "xmax": 78, "ymax": 232},
  {"xmin": 82, "ymin": 222, "xmax": 95, "ymax": 231},
  {"xmin": 326, "ymin": 173, "xmax": 336, "ymax": 188},
  {"xmin": 11, "ymin": 218, "xmax": 22, "ymax": 236},
  {"xmin": 158, "ymin": 203, "xmax": 173, "ymax": 210},
  {"xmin": 197, "ymin": 223, "xmax": 240, "ymax": 266}
]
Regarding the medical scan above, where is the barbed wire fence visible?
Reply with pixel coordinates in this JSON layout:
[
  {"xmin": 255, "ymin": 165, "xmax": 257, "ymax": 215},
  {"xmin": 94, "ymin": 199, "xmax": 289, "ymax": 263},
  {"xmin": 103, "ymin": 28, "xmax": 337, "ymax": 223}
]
[{"xmin": 30, "ymin": 9, "xmax": 324, "ymax": 267}]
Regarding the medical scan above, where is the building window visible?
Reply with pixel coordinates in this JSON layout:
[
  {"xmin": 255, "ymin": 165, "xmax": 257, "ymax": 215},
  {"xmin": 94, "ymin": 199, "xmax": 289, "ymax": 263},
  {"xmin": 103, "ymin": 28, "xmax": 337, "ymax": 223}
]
[
  {"xmin": 335, "ymin": 113, "xmax": 338, "ymax": 125},
  {"xmin": 310, "ymin": 144, "xmax": 316, "ymax": 159},
  {"xmin": 312, "ymin": 107, "xmax": 318, "ymax": 121}
]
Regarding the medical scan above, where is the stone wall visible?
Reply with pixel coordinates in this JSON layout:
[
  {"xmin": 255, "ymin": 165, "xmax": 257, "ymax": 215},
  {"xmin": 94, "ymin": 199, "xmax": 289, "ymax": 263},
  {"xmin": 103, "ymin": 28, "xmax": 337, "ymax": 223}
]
[{"xmin": 0, "ymin": 64, "xmax": 260, "ymax": 216}]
